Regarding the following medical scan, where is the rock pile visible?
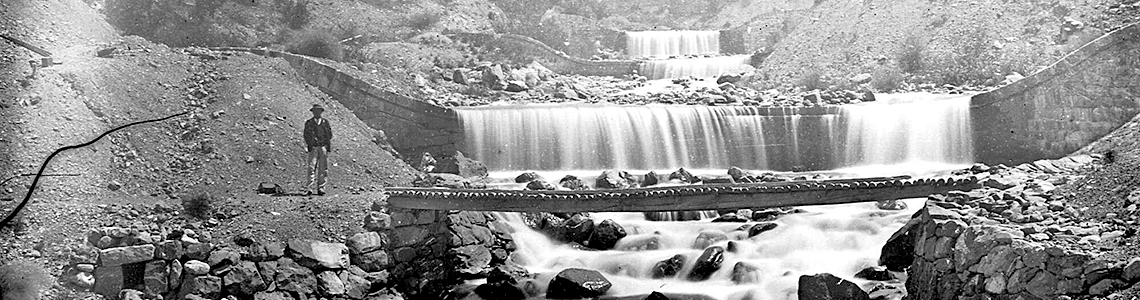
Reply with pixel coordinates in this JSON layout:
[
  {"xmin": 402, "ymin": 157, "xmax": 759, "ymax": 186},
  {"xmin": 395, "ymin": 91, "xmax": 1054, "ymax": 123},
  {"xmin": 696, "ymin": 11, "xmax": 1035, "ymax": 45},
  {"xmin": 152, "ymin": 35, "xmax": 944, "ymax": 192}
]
[
  {"xmin": 876, "ymin": 154, "xmax": 1140, "ymax": 299},
  {"xmin": 64, "ymin": 227, "xmax": 391, "ymax": 300}
]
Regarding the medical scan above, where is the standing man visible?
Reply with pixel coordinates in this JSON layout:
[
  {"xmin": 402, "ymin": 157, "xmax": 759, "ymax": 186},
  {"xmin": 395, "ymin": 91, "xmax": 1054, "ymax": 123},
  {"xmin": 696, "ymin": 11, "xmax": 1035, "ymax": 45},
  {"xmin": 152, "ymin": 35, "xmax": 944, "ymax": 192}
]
[{"xmin": 303, "ymin": 104, "xmax": 332, "ymax": 195}]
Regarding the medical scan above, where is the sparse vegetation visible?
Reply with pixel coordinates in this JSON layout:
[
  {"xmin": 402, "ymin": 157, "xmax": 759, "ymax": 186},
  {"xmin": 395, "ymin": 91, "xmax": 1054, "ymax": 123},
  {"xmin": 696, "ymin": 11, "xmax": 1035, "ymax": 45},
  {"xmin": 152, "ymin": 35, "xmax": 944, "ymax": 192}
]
[
  {"xmin": 288, "ymin": 30, "xmax": 345, "ymax": 60},
  {"xmin": 181, "ymin": 185, "xmax": 219, "ymax": 219},
  {"xmin": 870, "ymin": 66, "xmax": 906, "ymax": 92},
  {"xmin": 0, "ymin": 259, "xmax": 50, "ymax": 300},
  {"xmin": 797, "ymin": 70, "xmax": 827, "ymax": 91},
  {"xmin": 282, "ymin": 0, "xmax": 311, "ymax": 30},
  {"xmin": 897, "ymin": 35, "xmax": 927, "ymax": 73},
  {"xmin": 406, "ymin": 6, "xmax": 443, "ymax": 31}
]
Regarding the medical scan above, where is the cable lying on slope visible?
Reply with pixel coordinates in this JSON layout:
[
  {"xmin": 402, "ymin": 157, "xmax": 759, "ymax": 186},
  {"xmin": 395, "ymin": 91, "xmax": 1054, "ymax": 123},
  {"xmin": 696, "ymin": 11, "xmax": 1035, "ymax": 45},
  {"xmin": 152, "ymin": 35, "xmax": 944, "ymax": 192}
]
[{"xmin": 0, "ymin": 111, "xmax": 189, "ymax": 228}]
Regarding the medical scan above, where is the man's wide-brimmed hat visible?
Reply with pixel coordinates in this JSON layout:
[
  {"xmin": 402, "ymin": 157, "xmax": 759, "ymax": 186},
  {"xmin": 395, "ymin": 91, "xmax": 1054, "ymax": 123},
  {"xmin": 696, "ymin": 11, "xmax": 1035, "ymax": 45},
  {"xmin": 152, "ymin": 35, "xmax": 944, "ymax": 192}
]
[{"xmin": 310, "ymin": 104, "xmax": 325, "ymax": 112}]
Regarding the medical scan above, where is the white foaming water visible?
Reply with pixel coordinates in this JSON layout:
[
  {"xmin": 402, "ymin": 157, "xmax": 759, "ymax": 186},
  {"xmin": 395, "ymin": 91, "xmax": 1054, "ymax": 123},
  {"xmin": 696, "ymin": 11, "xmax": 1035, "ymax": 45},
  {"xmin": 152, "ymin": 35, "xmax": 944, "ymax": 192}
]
[
  {"xmin": 639, "ymin": 55, "xmax": 755, "ymax": 80},
  {"xmin": 457, "ymin": 93, "xmax": 975, "ymax": 172},
  {"xmin": 626, "ymin": 31, "xmax": 721, "ymax": 59},
  {"xmin": 491, "ymin": 198, "xmax": 924, "ymax": 300}
]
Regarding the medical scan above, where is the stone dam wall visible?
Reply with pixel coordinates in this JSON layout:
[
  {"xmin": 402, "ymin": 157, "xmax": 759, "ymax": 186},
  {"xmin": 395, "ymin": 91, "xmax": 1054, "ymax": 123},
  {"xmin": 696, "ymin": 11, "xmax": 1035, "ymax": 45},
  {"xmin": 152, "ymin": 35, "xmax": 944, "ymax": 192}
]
[
  {"xmin": 971, "ymin": 23, "xmax": 1140, "ymax": 165},
  {"xmin": 211, "ymin": 47, "xmax": 464, "ymax": 162}
]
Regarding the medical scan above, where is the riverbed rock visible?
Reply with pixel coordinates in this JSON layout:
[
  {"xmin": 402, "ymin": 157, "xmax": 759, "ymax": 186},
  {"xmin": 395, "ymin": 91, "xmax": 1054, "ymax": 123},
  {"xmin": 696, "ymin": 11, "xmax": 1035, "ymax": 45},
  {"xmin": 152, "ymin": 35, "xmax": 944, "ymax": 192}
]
[
  {"xmin": 731, "ymin": 262, "xmax": 760, "ymax": 284},
  {"xmin": 652, "ymin": 254, "xmax": 686, "ymax": 279},
  {"xmin": 711, "ymin": 213, "xmax": 748, "ymax": 223},
  {"xmin": 559, "ymin": 175, "xmax": 588, "ymax": 190},
  {"xmin": 692, "ymin": 230, "xmax": 728, "ymax": 249},
  {"xmin": 596, "ymin": 170, "xmax": 637, "ymax": 189},
  {"xmin": 587, "ymin": 219, "xmax": 627, "ymax": 250},
  {"xmin": 747, "ymin": 222, "xmax": 778, "ymax": 237},
  {"xmin": 287, "ymin": 239, "xmax": 349, "ymax": 269},
  {"xmin": 564, "ymin": 217, "xmax": 595, "ymax": 244},
  {"xmin": 798, "ymin": 273, "xmax": 871, "ymax": 300},
  {"xmin": 727, "ymin": 167, "xmax": 747, "ymax": 180},
  {"xmin": 668, "ymin": 168, "xmax": 700, "ymax": 183},
  {"xmin": 526, "ymin": 180, "xmax": 557, "ymax": 191},
  {"xmin": 515, "ymin": 172, "xmax": 540, "ymax": 183},
  {"xmin": 547, "ymin": 268, "xmax": 612, "ymax": 299},
  {"xmin": 854, "ymin": 266, "xmax": 893, "ymax": 281},
  {"xmin": 475, "ymin": 282, "xmax": 526, "ymax": 300},
  {"xmin": 687, "ymin": 246, "xmax": 725, "ymax": 281}
]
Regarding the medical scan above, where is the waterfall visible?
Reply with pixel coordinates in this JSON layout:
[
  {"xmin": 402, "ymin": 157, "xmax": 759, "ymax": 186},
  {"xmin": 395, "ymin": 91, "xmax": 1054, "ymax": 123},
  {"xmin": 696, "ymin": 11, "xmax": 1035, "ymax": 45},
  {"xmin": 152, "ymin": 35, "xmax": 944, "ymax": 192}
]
[
  {"xmin": 626, "ymin": 31, "xmax": 721, "ymax": 59},
  {"xmin": 457, "ymin": 93, "xmax": 974, "ymax": 172},
  {"xmin": 626, "ymin": 31, "xmax": 751, "ymax": 79}
]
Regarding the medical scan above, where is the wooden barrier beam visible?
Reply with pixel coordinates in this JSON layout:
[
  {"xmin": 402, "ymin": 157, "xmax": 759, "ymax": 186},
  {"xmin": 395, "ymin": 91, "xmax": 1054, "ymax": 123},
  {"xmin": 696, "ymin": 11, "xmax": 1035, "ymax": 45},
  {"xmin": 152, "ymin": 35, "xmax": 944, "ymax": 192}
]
[{"xmin": 387, "ymin": 176, "xmax": 979, "ymax": 212}]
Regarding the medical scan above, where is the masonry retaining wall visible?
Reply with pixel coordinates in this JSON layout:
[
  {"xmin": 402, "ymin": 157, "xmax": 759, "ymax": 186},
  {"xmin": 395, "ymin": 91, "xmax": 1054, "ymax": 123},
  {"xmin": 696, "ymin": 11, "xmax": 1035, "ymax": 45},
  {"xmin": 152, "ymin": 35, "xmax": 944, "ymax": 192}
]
[{"xmin": 970, "ymin": 23, "xmax": 1140, "ymax": 165}]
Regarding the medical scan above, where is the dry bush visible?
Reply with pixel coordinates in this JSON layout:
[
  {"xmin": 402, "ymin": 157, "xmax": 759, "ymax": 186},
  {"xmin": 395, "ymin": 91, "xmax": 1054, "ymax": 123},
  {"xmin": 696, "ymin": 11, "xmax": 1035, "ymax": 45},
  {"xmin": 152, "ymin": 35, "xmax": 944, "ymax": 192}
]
[
  {"xmin": 288, "ymin": 30, "xmax": 344, "ymax": 60},
  {"xmin": 281, "ymin": 0, "xmax": 311, "ymax": 30},
  {"xmin": 0, "ymin": 259, "xmax": 50, "ymax": 300},
  {"xmin": 406, "ymin": 6, "xmax": 443, "ymax": 31},
  {"xmin": 181, "ymin": 185, "xmax": 219, "ymax": 219}
]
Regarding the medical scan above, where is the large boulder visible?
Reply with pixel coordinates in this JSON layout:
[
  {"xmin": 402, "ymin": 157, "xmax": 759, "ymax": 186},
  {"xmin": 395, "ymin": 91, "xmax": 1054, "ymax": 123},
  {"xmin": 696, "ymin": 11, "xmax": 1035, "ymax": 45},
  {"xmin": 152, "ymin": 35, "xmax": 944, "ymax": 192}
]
[
  {"xmin": 435, "ymin": 152, "xmax": 489, "ymax": 178},
  {"xmin": 879, "ymin": 212, "xmax": 924, "ymax": 271},
  {"xmin": 99, "ymin": 245, "xmax": 156, "ymax": 266},
  {"xmin": 223, "ymin": 261, "xmax": 266, "ymax": 296},
  {"xmin": 651, "ymin": 255, "xmax": 686, "ymax": 279},
  {"xmin": 687, "ymin": 246, "xmax": 726, "ymax": 281},
  {"xmin": 547, "ymin": 268, "xmax": 612, "ymax": 299},
  {"xmin": 563, "ymin": 217, "xmax": 595, "ymax": 244},
  {"xmin": 316, "ymin": 271, "xmax": 345, "ymax": 295},
  {"xmin": 274, "ymin": 258, "xmax": 318, "ymax": 294},
  {"xmin": 596, "ymin": 170, "xmax": 636, "ymax": 189},
  {"xmin": 482, "ymin": 65, "xmax": 507, "ymax": 90},
  {"xmin": 587, "ymin": 219, "xmax": 627, "ymax": 250},
  {"xmin": 287, "ymin": 239, "xmax": 350, "ymax": 270},
  {"xmin": 797, "ymin": 273, "xmax": 870, "ymax": 300}
]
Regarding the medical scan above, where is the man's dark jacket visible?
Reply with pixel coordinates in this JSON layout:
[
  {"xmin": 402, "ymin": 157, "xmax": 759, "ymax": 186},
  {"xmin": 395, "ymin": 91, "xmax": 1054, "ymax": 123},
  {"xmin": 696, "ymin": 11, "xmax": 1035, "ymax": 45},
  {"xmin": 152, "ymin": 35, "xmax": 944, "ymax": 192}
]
[{"xmin": 304, "ymin": 118, "xmax": 332, "ymax": 150}]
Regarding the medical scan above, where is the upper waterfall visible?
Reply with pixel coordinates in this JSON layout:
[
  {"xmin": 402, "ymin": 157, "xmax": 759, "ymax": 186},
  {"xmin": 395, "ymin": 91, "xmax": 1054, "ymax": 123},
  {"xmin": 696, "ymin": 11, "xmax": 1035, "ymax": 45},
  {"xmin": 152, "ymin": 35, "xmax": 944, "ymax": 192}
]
[{"xmin": 626, "ymin": 31, "xmax": 721, "ymax": 59}]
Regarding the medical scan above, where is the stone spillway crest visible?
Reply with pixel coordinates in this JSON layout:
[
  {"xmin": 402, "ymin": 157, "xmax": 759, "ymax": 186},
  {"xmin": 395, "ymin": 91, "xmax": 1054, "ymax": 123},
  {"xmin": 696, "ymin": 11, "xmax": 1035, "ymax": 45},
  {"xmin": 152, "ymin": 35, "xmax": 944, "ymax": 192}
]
[{"xmin": 387, "ymin": 176, "xmax": 980, "ymax": 212}]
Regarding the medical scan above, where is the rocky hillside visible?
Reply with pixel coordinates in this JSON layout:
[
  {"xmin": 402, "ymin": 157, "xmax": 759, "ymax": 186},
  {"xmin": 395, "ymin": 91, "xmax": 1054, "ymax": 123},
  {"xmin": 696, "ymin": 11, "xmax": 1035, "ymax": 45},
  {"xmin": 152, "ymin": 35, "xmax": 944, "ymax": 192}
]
[{"xmin": 1, "ymin": 0, "xmax": 420, "ymax": 298}]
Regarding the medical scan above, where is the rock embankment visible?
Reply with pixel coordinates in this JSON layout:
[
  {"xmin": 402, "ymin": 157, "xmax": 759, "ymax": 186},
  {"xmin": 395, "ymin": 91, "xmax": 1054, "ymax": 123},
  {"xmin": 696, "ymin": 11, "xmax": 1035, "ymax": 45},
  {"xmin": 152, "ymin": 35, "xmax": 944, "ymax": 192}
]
[{"xmin": 877, "ymin": 154, "xmax": 1140, "ymax": 299}]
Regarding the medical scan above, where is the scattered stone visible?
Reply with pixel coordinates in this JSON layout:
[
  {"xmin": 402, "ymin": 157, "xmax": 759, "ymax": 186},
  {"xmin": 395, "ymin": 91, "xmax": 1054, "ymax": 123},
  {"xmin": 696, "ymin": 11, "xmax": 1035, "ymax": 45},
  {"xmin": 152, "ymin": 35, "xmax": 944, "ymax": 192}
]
[
  {"xmin": 547, "ymin": 268, "xmax": 612, "ymax": 299},
  {"xmin": 316, "ymin": 271, "xmax": 346, "ymax": 295},
  {"xmin": 515, "ymin": 172, "xmax": 540, "ymax": 183},
  {"xmin": 595, "ymin": 170, "xmax": 637, "ymax": 189},
  {"xmin": 155, "ymin": 240, "xmax": 182, "ymax": 260},
  {"xmin": 364, "ymin": 211, "xmax": 392, "ymax": 231},
  {"xmin": 275, "ymin": 258, "xmax": 318, "ymax": 294},
  {"xmin": 668, "ymin": 168, "xmax": 700, "ymax": 183},
  {"xmin": 1123, "ymin": 258, "xmax": 1140, "ymax": 282},
  {"xmin": 559, "ymin": 175, "xmax": 588, "ymax": 190},
  {"xmin": 641, "ymin": 171, "xmax": 659, "ymax": 187},
  {"xmin": 854, "ymin": 266, "xmax": 893, "ymax": 281},
  {"xmin": 876, "ymin": 199, "xmax": 907, "ymax": 210},
  {"xmin": 526, "ymin": 180, "xmax": 556, "ymax": 191}
]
